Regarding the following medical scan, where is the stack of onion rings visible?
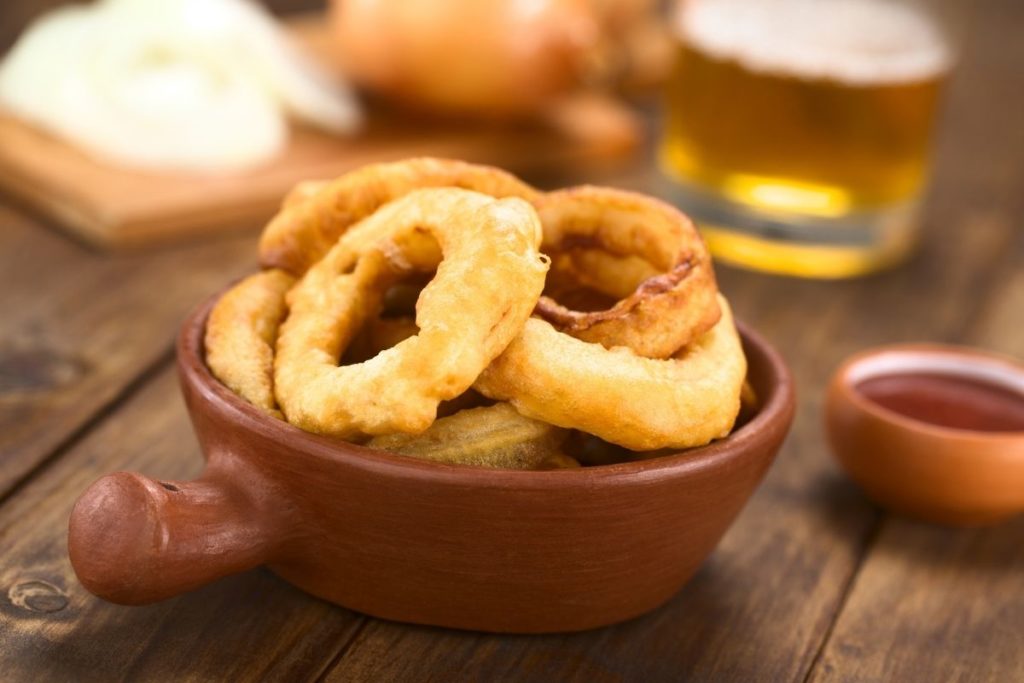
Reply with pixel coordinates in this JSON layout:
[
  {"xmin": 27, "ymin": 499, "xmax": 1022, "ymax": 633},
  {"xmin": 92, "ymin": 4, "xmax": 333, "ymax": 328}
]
[{"xmin": 204, "ymin": 157, "xmax": 748, "ymax": 468}]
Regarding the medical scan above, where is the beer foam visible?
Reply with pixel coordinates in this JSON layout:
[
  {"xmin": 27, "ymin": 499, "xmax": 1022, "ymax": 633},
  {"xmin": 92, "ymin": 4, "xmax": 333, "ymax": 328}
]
[{"xmin": 677, "ymin": 0, "xmax": 953, "ymax": 85}]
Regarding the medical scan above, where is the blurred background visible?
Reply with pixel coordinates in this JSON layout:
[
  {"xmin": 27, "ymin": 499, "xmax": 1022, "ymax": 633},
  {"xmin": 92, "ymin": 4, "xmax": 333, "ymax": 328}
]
[
  {"xmin": 0, "ymin": 0, "xmax": 992, "ymax": 281},
  {"xmin": 2, "ymin": 0, "xmax": 320, "ymax": 49},
  {"xmin": 0, "ymin": 0, "xmax": 666, "ymax": 251}
]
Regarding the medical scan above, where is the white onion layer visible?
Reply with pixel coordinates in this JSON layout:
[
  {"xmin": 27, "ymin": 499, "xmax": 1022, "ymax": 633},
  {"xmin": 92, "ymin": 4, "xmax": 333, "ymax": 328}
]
[{"xmin": 0, "ymin": 0, "xmax": 361, "ymax": 172}]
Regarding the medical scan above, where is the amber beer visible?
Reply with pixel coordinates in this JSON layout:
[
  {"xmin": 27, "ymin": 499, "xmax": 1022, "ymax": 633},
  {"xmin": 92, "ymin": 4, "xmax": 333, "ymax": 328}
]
[{"xmin": 661, "ymin": 0, "xmax": 952, "ymax": 277}]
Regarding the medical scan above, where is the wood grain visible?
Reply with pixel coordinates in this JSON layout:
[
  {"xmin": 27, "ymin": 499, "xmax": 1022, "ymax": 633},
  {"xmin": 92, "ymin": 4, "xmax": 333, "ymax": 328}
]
[
  {"xmin": 809, "ymin": 232, "xmax": 1024, "ymax": 683},
  {"xmin": 0, "ymin": 210, "xmax": 256, "ymax": 499},
  {"xmin": 0, "ymin": 0, "xmax": 1021, "ymax": 679},
  {"xmin": 797, "ymin": 5, "xmax": 1024, "ymax": 678},
  {"xmin": 809, "ymin": 518, "xmax": 1024, "ymax": 683},
  {"xmin": 0, "ymin": 369, "xmax": 362, "ymax": 682}
]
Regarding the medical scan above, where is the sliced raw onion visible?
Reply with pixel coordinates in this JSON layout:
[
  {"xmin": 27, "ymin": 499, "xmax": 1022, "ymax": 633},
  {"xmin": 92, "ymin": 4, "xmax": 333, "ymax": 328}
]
[{"xmin": 0, "ymin": 0, "xmax": 361, "ymax": 172}]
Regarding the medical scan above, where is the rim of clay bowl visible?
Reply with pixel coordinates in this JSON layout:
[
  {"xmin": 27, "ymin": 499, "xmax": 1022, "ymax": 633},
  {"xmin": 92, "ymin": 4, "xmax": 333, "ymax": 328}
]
[
  {"xmin": 836, "ymin": 343, "xmax": 1024, "ymax": 442},
  {"xmin": 178, "ymin": 289, "xmax": 795, "ymax": 487}
]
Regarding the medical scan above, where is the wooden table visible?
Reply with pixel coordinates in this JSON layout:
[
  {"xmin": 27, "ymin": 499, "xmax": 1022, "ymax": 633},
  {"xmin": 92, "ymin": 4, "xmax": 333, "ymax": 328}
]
[{"xmin": 1, "ymin": 1, "xmax": 1022, "ymax": 681}]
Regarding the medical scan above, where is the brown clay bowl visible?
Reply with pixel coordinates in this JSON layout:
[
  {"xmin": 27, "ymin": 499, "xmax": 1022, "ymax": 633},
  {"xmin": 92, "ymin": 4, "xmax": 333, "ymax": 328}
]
[
  {"xmin": 68, "ymin": 293, "xmax": 795, "ymax": 633},
  {"xmin": 826, "ymin": 344, "xmax": 1024, "ymax": 526}
]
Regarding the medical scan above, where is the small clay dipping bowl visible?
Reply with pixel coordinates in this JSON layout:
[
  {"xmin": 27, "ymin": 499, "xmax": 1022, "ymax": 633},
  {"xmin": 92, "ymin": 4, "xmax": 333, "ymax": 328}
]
[
  {"xmin": 68, "ymin": 293, "xmax": 795, "ymax": 633},
  {"xmin": 826, "ymin": 344, "xmax": 1024, "ymax": 526}
]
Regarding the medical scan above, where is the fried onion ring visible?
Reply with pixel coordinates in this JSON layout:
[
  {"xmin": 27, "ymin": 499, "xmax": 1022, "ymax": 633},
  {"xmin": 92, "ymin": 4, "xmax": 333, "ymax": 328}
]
[
  {"xmin": 475, "ymin": 294, "xmax": 746, "ymax": 450},
  {"xmin": 533, "ymin": 186, "xmax": 721, "ymax": 358},
  {"xmin": 259, "ymin": 157, "xmax": 541, "ymax": 275},
  {"xmin": 205, "ymin": 269, "xmax": 294, "ymax": 417},
  {"xmin": 367, "ymin": 403, "xmax": 577, "ymax": 470},
  {"xmin": 274, "ymin": 188, "xmax": 549, "ymax": 438}
]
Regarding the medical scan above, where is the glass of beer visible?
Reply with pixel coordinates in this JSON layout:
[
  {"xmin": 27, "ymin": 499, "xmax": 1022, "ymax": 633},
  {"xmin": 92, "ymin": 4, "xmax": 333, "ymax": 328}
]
[{"xmin": 660, "ymin": 0, "xmax": 955, "ymax": 278}]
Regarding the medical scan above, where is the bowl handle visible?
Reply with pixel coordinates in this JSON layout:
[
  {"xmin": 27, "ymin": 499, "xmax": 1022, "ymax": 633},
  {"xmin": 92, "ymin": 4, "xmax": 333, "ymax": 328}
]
[{"xmin": 68, "ymin": 467, "xmax": 286, "ymax": 605}]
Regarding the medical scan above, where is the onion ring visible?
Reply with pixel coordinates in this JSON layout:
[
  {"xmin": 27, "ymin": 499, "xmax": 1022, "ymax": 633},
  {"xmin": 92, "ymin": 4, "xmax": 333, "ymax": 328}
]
[
  {"xmin": 274, "ymin": 187, "xmax": 549, "ymax": 438},
  {"xmin": 367, "ymin": 403, "xmax": 577, "ymax": 470},
  {"xmin": 475, "ymin": 294, "xmax": 746, "ymax": 450},
  {"xmin": 204, "ymin": 269, "xmax": 294, "ymax": 417},
  {"xmin": 259, "ymin": 157, "xmax": 541, "ymax": 275},
  {"xmin": 533, "ymin": 186, "xmax": 720, "ymax": 358}
]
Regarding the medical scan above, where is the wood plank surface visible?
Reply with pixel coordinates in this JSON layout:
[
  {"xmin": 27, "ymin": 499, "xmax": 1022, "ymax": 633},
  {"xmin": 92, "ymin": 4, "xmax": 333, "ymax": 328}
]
[
  {"xmin": 0, "ymin": 369, "xmax": 363, "ymax": 682},
  {"xmin": 808, "ymin": 7, "xmax": 1024, "ymax": 677},
  {"xmin": 0, "ymin": 211, "xmax": 257, "ymax": 500},
  {"xmin": 0, "ymin": 0, "xmax": 1021, "ymax": 680},
  {"xmin": 810, "ymin": 517, "xmax": 1024, "ymax": 683},
  {"xmin": 9, "ymin": 215, "xmax": 1016, "ymax": 683},
  {"xmin": 792, "ymin": 6, "xmax": 1024, "ymax": 679},
  {"xmin": 809, "ymin": 230, "xmax": 1024, "ymax": 683}
]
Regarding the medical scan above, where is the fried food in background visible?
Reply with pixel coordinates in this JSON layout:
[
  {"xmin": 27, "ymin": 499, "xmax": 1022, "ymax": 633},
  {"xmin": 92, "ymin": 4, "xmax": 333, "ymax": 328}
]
[
  {"xmin": 368, "ymin": 403, "xmax": 578, "ymax": 469},
  {"xmin": 329, "ymin": 0, "xmax": 599, "ymax": 117},
  {"xmin": 588, "ymin": 0, "xmax": 675, "ymax": 93},
  {"xmin": 273, "ymin": 188, "xmax": 549, "ymax": 438},
  {"xmin": 205, "ymin": 269, "xmax": 294, "ymax": 417},
  {"xmin": 327, "ymin": 0, "xmax": 672, "ymax": 119}
]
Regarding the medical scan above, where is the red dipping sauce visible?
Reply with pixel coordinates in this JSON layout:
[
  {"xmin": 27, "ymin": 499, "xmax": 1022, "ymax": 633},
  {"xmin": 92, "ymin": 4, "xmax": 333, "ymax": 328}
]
[{"xmin": 857, "ymin": 373, "xmax": 1024, "ymax": 433}]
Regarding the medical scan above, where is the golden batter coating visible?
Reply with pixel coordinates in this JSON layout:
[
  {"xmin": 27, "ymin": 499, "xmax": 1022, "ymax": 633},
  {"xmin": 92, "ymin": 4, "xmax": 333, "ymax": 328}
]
[
  {"xmin": 258, "ymin": 157, "xmax": 540, "ymax": 275},
  {"xmin": 205, "ymin": 269, "xmax": 294, "ymax": 417}
]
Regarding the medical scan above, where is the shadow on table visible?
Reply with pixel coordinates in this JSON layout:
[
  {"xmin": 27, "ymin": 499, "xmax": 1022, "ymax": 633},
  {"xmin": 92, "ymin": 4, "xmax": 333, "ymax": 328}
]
[{"xmin": 808, "ymin": 469, "xmax": 1024, "ymax": 575}]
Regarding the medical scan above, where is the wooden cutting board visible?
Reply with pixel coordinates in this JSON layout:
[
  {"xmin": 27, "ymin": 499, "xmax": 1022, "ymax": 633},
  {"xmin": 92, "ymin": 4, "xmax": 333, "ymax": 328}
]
[{"xmin": 0, "ymin": 16, "xmax": 641, "ymax": 248}]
